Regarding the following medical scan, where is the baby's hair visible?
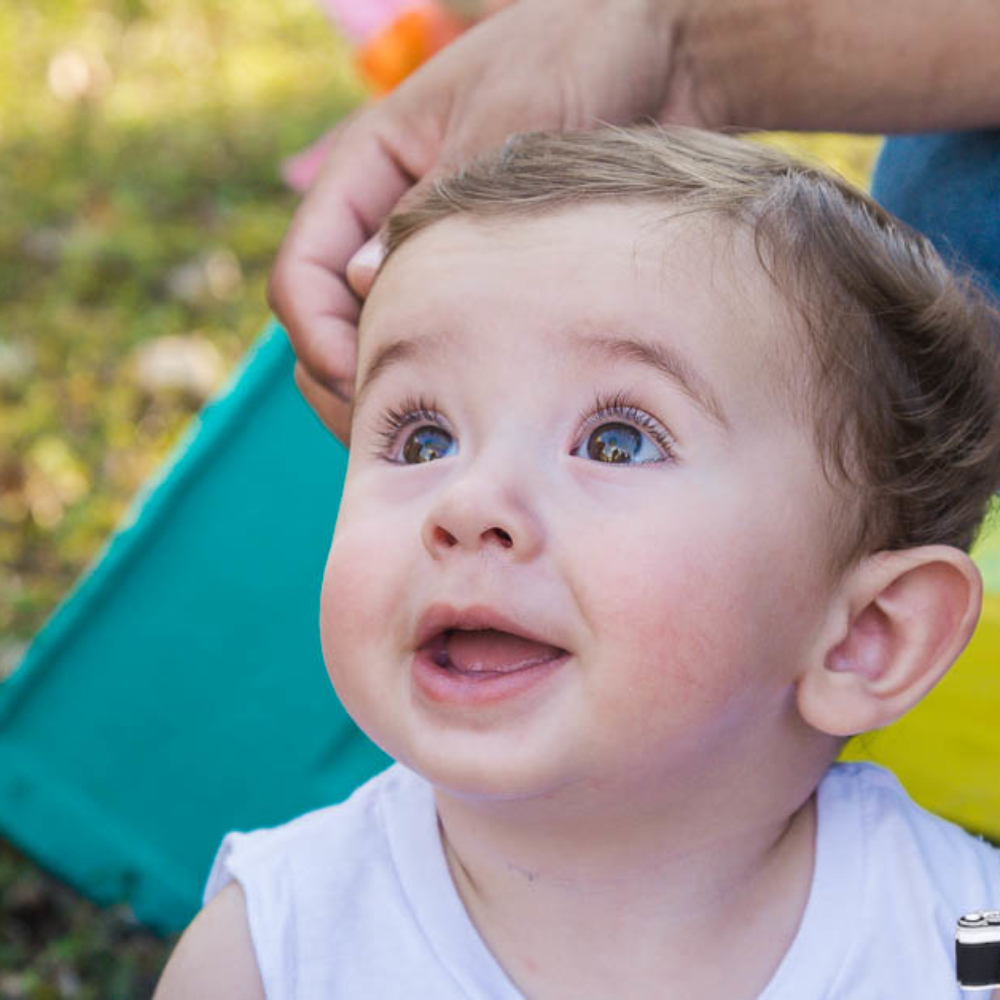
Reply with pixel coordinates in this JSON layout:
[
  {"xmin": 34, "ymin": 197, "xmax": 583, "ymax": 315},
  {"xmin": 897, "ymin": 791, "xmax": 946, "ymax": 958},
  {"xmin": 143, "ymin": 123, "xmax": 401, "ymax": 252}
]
[{"xmin": 384, "ymin": 126, "xmax": 1000, "ymax": 570}]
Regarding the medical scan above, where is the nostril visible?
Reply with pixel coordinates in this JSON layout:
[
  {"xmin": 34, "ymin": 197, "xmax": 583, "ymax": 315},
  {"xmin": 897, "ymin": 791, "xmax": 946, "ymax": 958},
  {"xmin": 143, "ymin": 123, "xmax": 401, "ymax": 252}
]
[
  {"xmin": 433, "ymin": 525, "xmax": 458, "ymax": 548},
  {"xmin": 487, "ymin": 527, "xmax": 513, "ymax": 548},
  {"xmin": 428, "ymin": 523, "xmax": 515, "ymax": 551}
]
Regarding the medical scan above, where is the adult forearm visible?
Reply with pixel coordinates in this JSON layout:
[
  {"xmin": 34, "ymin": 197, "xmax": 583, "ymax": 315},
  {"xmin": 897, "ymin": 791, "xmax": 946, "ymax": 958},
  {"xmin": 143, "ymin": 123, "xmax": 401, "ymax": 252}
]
[{"xmin": 679, "ymin": 0, "xmax": 1000, "ymax": 132}]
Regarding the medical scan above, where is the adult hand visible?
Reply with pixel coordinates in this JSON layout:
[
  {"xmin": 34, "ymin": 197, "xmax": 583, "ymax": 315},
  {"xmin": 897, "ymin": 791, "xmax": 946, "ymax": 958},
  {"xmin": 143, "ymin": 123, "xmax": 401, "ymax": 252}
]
[
  {"xmin": 267, "ymin": 0, "xmax": 693, "ymax": 440},
  {"xmin": 269, "ymin": 0, "xmax": 1000, "ymax": 441}
]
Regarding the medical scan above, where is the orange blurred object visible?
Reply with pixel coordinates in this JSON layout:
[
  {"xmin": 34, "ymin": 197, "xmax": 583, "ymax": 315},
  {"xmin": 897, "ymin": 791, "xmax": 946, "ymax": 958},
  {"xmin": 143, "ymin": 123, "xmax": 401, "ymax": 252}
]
[{"xmin": 355, "ymin": 4, "xmax": 467, "ymax": 94}]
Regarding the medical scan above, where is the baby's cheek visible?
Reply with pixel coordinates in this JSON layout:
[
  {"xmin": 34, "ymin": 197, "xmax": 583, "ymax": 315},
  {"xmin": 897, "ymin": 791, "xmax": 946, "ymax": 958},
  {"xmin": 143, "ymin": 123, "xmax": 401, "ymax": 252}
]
[
  {"xmin": 592, "ymin": 537, "xmax": 754, "ymax": 707},
  {"xmin": 320, "ymin": 526, "xmax": 393, "ymax": 697}
]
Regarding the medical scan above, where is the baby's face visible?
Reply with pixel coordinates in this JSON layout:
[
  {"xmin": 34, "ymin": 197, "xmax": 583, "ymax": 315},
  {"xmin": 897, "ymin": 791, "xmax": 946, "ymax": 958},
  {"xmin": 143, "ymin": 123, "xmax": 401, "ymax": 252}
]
[{"xmin": 321, "ymin": 205, "xmax": 841, "ymax": 803}]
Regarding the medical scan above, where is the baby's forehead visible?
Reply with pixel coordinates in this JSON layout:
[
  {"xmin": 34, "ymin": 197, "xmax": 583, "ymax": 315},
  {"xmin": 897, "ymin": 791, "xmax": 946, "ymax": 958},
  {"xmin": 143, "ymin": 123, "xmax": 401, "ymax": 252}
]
[
  {"xmin": 365, "ymin": 205, "xmax": 810, "ymax": 407},
  {"xmin": 372, "ymin": 205, "xmax": 785, "ymax": 325}
]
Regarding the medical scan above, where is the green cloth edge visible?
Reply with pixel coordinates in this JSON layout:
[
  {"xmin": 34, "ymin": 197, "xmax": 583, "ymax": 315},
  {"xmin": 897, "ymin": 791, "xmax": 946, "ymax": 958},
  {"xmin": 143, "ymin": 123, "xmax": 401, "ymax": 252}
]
[
  {"xmin": 0, "ymin": 322, "xmax": 302, "ymax": 931},
  {"xmin": 0, "ymin": 324, "xmax": 292, "ymax": 723}
]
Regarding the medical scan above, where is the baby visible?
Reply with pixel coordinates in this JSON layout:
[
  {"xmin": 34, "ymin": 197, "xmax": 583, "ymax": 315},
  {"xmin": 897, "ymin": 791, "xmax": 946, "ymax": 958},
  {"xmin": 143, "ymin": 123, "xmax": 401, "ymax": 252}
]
[{"xmin": 156, "ymin": 127, "xmax": 1000, "ymax": 998}]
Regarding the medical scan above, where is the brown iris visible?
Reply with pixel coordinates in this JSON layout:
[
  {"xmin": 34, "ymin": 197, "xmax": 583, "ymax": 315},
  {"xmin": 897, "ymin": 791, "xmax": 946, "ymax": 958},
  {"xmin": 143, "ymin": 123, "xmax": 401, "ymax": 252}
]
[
  {"xmin": 586, "ymin": 423, "xmax": 642, "ymax": 463},
  {"xmin": 402, "ymin": 426, "xmax": 454, "ymax": 463}
]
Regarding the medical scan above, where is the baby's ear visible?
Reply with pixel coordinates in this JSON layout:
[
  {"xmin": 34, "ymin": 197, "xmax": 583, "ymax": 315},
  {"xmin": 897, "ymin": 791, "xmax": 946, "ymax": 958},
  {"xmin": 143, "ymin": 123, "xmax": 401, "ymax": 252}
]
[{"xmin": 797, "ymin": 546, "xmax": 982, "ymax": 737}]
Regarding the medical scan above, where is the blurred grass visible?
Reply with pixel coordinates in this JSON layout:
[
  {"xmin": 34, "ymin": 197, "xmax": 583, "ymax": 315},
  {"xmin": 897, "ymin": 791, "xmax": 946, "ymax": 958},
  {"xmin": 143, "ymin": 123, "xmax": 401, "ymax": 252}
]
[
  {"xmin": 0, "ymin": 1, "xmax": 881, "ymax": 994},
  {"xmin": 0, "ymin": 0, "xmax": 364, "ymax": 994},
  {"xmin": 0, "ymin": 0, "xmax": 364, "ymax": 652}
]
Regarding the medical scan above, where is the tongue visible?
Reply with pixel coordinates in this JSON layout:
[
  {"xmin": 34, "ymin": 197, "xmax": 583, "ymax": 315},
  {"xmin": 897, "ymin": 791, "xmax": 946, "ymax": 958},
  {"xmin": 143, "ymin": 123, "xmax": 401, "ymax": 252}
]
[{"xmin": 443, "ymin": 629, "xmax": 564, "ymax": 673}]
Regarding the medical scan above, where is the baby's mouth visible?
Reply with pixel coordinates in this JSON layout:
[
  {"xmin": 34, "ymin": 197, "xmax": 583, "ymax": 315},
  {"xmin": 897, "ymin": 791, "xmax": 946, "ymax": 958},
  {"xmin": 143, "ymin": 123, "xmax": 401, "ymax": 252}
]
[{"xmin": 425, "ymin": 628, "xmax": 568, "ymax": 677}]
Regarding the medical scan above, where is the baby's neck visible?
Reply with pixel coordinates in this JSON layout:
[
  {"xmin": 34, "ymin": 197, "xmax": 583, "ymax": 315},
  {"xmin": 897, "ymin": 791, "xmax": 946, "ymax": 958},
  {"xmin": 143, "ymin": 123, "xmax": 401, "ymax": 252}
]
[{"xmin": 435, "ymin": 777, "xmax": 819, "ymax": 1000}]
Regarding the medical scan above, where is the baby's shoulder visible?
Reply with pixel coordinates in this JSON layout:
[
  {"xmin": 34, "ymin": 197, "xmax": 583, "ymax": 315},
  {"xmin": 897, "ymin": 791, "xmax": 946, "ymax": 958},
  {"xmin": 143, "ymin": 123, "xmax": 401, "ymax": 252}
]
[
  {"xmin": 822, "ymin": 761, "xmax": 1000, "ymax": 888},
  {"xmin": 154, "ymin": 882, "xmax": 264, "ymax": 1000},
  {"xmin": 200, "ymin": 764, "xmax": 449, "ymax": 998},
  {"xmin": 827, "ymin": 763, "xmax": 999, "ymax": 983},
  {"xmin": 204, "ymin": 763, "xmax": 423, "ymax": 904},
  {"xmin": 763, "ymin": 763, "xmax": 1000, "ymax": 998},
  {"xmin": 157, "ymin": 769, "xmax": 423, "ymax": 1000}
]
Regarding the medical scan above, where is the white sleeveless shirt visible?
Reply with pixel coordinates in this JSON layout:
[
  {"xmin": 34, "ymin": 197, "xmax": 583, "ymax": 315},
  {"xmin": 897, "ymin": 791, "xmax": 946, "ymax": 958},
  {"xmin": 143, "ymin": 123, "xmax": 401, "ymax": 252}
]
[{"xmin": 205, "ymin": 762, "xmax": 1000, "ymax": 998}]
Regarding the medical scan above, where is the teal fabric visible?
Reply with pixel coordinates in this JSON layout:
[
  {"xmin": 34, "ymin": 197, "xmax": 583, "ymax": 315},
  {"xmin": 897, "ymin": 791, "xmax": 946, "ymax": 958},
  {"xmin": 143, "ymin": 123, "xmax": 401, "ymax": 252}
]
[{"xmin": 0, "ymin": 322, "xmax": 389, "ymax": 933}]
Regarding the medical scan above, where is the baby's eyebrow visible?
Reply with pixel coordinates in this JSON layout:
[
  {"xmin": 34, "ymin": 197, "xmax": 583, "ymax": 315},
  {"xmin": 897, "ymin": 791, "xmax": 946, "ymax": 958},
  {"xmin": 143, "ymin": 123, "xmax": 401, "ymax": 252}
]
[
  {"xmin": 355, "ymin": 329, "xmax": 729, "ymax": 430},
  {"xmin": 354, "ymin": 331, "xmax": 451, "ymax": 407},
  {"xmin": 574, "ymin": 332, "xmax": 730, "ymax": 430}
]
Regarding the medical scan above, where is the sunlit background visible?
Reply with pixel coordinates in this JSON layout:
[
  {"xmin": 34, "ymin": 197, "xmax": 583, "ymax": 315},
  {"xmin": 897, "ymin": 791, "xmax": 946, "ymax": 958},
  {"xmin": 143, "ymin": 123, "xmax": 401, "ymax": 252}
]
[
  {"xmin": 1, "ymin": 0, "xmax": 363, "ymax": 659},
  {"xmin": 0, "ymin": 1, "xmax": 880, "ymax": 994},
  {"xmin": 1, "ymin": 2, "xmax": 365, "ymax": 993}
]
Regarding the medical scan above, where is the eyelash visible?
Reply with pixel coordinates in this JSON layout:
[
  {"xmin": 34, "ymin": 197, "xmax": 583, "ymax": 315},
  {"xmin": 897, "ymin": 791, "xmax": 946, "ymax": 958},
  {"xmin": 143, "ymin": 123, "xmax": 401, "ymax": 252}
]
[
  {"xmin": 372, "ymin": 391, "xmax": 678, "ymax": 462},
  {"xmin": 374, "ymin": 395, "xmax": 447, "ymax": 462},
  {"xmin": 576, "ymin": 391, "xmax": 678, "ymax": 462}
]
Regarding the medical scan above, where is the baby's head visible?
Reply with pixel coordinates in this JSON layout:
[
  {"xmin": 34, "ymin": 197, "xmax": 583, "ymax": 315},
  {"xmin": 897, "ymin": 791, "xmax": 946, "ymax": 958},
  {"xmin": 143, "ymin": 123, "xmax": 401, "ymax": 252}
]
[{"xmin": 320, "ymin": 127, "xmax": 1000, "ymax": 811}]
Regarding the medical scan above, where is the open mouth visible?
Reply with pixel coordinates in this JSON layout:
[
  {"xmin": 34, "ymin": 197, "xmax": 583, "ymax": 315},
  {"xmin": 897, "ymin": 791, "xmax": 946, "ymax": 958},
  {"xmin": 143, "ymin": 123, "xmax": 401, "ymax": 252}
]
[{"xmin": 422, "ymin": 627, "xmax": 568, "ymax": 679}]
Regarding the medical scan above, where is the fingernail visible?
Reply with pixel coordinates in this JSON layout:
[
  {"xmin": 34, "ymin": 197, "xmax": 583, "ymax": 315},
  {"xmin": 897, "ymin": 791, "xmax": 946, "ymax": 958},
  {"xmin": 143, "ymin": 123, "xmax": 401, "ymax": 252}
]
[
  {"xmin": 351, "ymin": 238, "xmax": 384, "ymax": 272},
  {"xmin": 348, "ymin": 238, "xmax": 385, "ymax": 298}
]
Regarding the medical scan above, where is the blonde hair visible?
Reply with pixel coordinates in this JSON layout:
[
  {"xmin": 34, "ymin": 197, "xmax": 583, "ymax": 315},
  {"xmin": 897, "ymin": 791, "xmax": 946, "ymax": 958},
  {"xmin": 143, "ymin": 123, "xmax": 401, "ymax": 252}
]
[{"xmin": 385, "ymin": 126, "xmax": 1000, "ymax": 568}]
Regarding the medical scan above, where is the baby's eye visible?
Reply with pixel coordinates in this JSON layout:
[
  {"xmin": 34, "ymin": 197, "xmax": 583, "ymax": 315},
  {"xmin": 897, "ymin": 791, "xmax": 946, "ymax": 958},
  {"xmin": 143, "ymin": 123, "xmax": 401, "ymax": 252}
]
[
  {"xmin": 572, "ymin": 394, "xmax": 676, "ymax": 465},
  {"xmin": 577, "ymin": 421, "xmax": 662, "ymax": 464},
  {"xmin": 401, "ymin": 425, "xmax": 456, "ymax": 464},
  {"xmin": 373, "ymin": 396, "xmax": 455, "ymax": 464}
]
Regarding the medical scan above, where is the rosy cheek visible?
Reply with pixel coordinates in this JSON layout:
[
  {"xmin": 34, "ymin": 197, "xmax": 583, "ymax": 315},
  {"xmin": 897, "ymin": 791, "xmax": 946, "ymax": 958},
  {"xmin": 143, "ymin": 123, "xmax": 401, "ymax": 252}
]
[
  {"xmin": 585, "ymin": 531, "xmax": 752, "ymax": 709},
  {"xmin": 320, "ymin": 526, "xmax": 390, "ymax": 692}
]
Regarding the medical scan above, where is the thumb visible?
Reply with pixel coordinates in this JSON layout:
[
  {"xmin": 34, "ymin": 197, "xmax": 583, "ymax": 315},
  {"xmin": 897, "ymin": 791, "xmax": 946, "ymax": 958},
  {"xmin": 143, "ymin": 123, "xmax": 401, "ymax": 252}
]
[
  {"xmin": 345, "ymin": 166, "xmax": 447, "ymax": 298},
  {"xmin": 346, "ymin": 235, "xmax": 384, "ymax": 299}
]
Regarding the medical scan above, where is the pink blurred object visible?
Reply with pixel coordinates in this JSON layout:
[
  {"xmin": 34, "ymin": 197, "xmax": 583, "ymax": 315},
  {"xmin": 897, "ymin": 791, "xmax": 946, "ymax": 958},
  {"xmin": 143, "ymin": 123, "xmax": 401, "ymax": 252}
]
[
  {"xmin": 317, "ymin": 0, "xmax": 419, "ymax": 43},
  {"xmin": 281, "ymin": 0, "xmax": 423, "ymax": 192},
  {"xmin": 283, "ymin": 1, "xmax": 510, "ymax": 193},
  {"xmin": 281, "ymin": 131, "xmax": 337, "ymax": 194}
]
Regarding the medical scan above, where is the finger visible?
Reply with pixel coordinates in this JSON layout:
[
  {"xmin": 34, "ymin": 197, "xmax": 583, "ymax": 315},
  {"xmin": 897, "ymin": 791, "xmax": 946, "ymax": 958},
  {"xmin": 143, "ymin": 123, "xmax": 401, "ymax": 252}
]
[
  {"xmin": 293, "ymin": 361, "xmax": 354, "ymax": 445},
  {"xmin": 268, "ymin": 112, "xmax": 417, "ymax": 392},
  {"xmin": 344, "ymin": 153, "xmax": 465, "ymax": 301},
  {"xmin": 346, "ymin": 235, "xmax": 385, "ymax": 300},
  {"xmin": 345, "ymin": 157, "xmax": 460, "ymax": 300}
]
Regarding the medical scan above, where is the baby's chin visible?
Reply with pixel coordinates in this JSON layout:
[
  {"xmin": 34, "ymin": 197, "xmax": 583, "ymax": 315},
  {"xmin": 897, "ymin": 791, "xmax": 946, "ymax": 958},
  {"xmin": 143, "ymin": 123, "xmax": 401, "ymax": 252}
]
[
  {"xmin": 415, "ymin": 761, "xmax": 586, "ymax": 809},
  {"xmin": 382, "ymin": 719, "xmax": 600, "ymax": 806}
]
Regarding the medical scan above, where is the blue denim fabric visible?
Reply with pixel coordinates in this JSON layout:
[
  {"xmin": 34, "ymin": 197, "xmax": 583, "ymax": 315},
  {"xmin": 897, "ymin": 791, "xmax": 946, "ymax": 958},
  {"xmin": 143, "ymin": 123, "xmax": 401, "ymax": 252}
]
[{"xmin": 873, "ymin": 131, "xmax": 1000, "ymax": 300}]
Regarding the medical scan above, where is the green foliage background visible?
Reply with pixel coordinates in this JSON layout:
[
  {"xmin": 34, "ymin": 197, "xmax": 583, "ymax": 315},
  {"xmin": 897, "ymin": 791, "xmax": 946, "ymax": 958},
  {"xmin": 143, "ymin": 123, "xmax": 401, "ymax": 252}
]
[
  {"xmin": 0, "ymin": 1, "xmax": 363, "ymax": 994},
  {"xmin": 0, "ymin": 1, "xmax": 879, "ymax": 995}
]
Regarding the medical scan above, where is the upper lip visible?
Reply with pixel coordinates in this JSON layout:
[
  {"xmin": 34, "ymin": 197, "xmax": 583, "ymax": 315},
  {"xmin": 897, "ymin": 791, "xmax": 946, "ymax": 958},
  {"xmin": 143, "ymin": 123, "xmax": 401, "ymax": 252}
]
[{"xmin": 414, "ymin": 603, "xmax": 567, "ymax": 652}]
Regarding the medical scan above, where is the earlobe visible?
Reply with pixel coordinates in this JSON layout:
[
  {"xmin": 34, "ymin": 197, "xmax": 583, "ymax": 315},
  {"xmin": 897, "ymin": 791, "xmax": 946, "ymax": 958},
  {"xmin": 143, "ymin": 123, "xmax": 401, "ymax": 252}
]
[{"xmin": 797, "ymin": 546, "xmax": 982, "ymax": 737}]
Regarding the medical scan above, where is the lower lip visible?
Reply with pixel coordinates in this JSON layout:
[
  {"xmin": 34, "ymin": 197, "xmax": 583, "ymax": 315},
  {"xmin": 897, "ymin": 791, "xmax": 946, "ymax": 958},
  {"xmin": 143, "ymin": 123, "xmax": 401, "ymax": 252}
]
[{"xmin": 411, "ymin": 648, "xmax": 569, "ymax": 707}]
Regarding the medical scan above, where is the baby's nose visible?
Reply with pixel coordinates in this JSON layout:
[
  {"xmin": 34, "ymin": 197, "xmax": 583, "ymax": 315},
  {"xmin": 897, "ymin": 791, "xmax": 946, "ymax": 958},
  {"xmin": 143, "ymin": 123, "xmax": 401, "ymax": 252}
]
[
  {"xmin": 421, "ymin": 473, "xmax": 544, "ymax": 562},
  {"xmin": 428, "ymin": 523, "xmax": 514, "ymax": 551}
]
